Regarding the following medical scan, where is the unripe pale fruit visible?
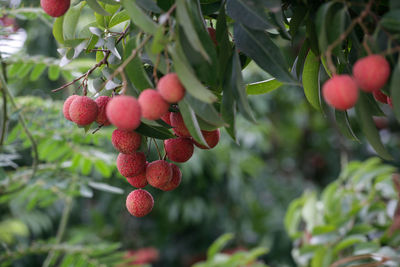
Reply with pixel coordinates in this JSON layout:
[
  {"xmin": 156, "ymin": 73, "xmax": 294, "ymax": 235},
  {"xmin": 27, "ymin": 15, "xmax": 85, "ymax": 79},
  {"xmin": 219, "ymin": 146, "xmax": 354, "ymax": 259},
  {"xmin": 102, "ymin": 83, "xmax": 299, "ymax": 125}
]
[
  {"xmin": 170, "ymin": 112, "xmax": 191, "ymax": 137},
  {"xmin": 106, "ymin": 96, "xmax": 142, "ymax": 131},
  {"xmin": 126, "ymin": 189, "xmax": 154, "ymax": 217},
  {"xmin": 117, "ymin": 152, "xmax": 146, "ymax": 177},
  {"xmin": 164, "ymin": 138, "xmax": 194, "ymax": 163},
  {"xmin": 112, "ymin": 129, "xmax": 141, "ymax": 154},
  {"xmin": 353, "ymin": 55, "xmax": 390, "ymax": 92},
  {"xmin": 159, "ymin": 163, "xmax": 182, "ymax": 191},
  {"xmin": 373, "ymin": 90, "xmax": 388, "ymax": 104},
  {"xmin": 322, "ymin": 75, "xmax": 359, "ymax": 110},
  {"xmin": 193, "ymin": 129, "xmax": 220, "ymax": 149},
  {"xmin": 63, "ymin": 95, "xmax": 78, "ymax": 121},
  {"xmin": 160, "ymin": 112, "xmax": 172, "ymax": 125},
  {"xmin": 157, "ymin": 73, "xmax": 186, "ymax": 103},
  {"xmin": 138, "ymin": 89, "xmax": 169, "ymax": 120},
  {"xmin": 40, "ymin": 0, "xmax": 70, "ymax": 17},
  {"xmin": 146, "ymin": 160, "xmax": 172, "ymax": 188},
  {"xmin": 207, "ymin": 27, "xmax": 217, "ymax": 46},
  {"xmin": 95, "ymin": 96, "xmax": 111, "ymax": 126},
  {"xmin": 69, "ymin": 96, "xmax": 99, "ymax": 126},
  {"xmin": 127, "ymin": 170, "xmax": 148, "ymax": 188}
]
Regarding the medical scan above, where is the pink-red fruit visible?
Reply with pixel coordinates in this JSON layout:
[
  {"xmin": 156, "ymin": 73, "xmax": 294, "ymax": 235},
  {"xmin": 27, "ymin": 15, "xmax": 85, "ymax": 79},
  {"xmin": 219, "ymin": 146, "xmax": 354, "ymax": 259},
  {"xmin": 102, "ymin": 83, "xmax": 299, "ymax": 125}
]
[
  {"xmin": 159, "ymin": 163, "xmax": 182, "ymax": 191},
  {"xmin": 353, "ymin": 55, "xmax": 390, "ymax": 92},
  {"xmin": 95, "ymin": 96, "xmax": 111, "ymax": 126},
  {"xmin": 146, "ymin": 160, "xmax": 172, "ymax": 188},
  {"xmin": 117, "ymin": 152, "xmax": 146, "ymax": 177},
  {"xmin": 322, "ymin": 75, "xmax": 359, "ymax": 110},
  {"xmin": 106, "ymin": 96, "xmax": 142, "ymax": 131},
  {"xmin": 126, "ymin": 189, "xmax": 154, "ymax": 217},
  {"xmin": 193, "ymin": 129, "xmax": 220, "ymax": 149},
  {"xmin": 157, "ymin": 73, "xmax": 186, "ymax": 103},
  {"xmin": 127, "ymin": 171, "xmax": 148, "ymax": 188},
  {"xmin": 138, "ymin": 89, "xmax": 169, "ymax": 120},
  {"xmin": 63, "ymin": 95, "xmax": 78, "ymax": 121},
  {"xmin": 69, "ymin": 96, "xmax": 99, "ymax": 126},
  {"xmin": 161, "ymin": 112, "xmax": 172, "ymax": 125},
  {"xmin": 170, "ymin": 112, "xmax": 191, "ymax": 137},
  {"xmin": 164, "ymin": 138, "xmax": 194, "ymax": 163},
  {"xmin": 40, "ymin": 0, "xmax": 70, "ymax": 17},
  {"xmin": 112, "ymin": 129, "xmax": 142, "ymax": 154},
  {"xmin": 373, "ymin": 90, "xmax": 388, "ymax": 104}
]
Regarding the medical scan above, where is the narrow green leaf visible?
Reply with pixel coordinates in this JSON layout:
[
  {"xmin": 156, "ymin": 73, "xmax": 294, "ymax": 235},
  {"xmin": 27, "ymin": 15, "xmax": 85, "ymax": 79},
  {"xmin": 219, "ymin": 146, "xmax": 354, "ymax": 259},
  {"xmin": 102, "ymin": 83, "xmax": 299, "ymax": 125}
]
[
  {"xmin": 246, "ymin": 78, "xmax": 283, "ymax": 95},
  {"xmin": 216, "ymin": 2, "xmax": 232, "ymax": 89},
  {"xmin": 315, "ymin": 2, "xmax": 336, "ymax": 54},
  {"xmin": 63, "ymin": 1, "xmax": 86, "ymax": 40},
  {"xmin": 53, "ymin": 16, "xmax": 64, "ymax": 44},
  {"xmin": 296, "ymin": 40, "xmax": 310, "ymax": 78},
  {"xmin": 184, "ymin": 94, "xmax": 226, "ymax": 127},
  {"xmin": 302, "ymin": 49, "xmax": 321, "ymax": 110},
  {"xmin": 48, "ymin": 65, "xmax": 60, "ymax": 81},
  {"xmin": 178, "ymin": 100, "xmax": 208, "ymax": 146},
  {"xmin": 333, "ymin": 235, "xmax": 366, "ymax": 254},
  {"xmin": 121, "ymin": 0, "xmax": 158, "ymax": 35},
  {"xmin": 226, "ymin": 0, "xmax": 275, "ymax": 30},
  {"xmin": 390, "ymin": 60, "xmax": 400, "ymax": 123},
  {"xmin": 109, "ymin": 10, "xmax": 130, "ymax": 28},
  {"xmin": 136, "ymin": 0, "xmax": 162, "ymax": 13},
  {"xmin": 335, "ymin": 110, "xmax": 359, "ymax": 142},
  {"xmin": 311, "ymin": 247, "xmax": 333, "ymax": 267},
  {"xmin": 207, "ymin": 233, "xmax": 234, "ymax": 260},
  {"xmin": 289, "ymin": 4, "xmax": 307, "ymax": 38},
  {"xmin": 17, "ymin": 63, "xmax": 33, "ymax": 78},
  {"xmin": 135, "ymin": 123, "xmax": 175, "ymax": 139},
  {"xmin": 87, "ymin": 0, "xmax": 111, "ymax": 16}
]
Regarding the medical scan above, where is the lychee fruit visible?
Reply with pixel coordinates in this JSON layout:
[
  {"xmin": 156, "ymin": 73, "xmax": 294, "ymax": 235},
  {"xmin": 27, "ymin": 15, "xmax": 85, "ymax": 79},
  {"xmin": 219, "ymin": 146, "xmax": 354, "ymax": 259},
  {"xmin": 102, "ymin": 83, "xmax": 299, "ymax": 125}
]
[
  {"xmin": 159, "ymin": 163, "xmax": 182, "ymax": 191},
  {"xmin": 207, "ymin": 27, "xmax": 217, "ymax": 46},
  {"xmin": 63, "ymin": 95, "xmax": 78, "ymax": 121},
  {"xmin": 170, "ymin": 112, "xmax": 191, "ymax": 137},
  {"xmin": 146, "ymin": 160, "xmax": 172, "ymax": 188},
  {"xmin": 193, "ymin": 129, "xmax": 220, "ymax": 149},
  {"xmin": 116, "ymin": 152, "xmax": 146, "ymax": 177},
  {"xmin": 127, "ymin": 170, "xmax": 148, "ymax": 188},
  {"xmin": 69, "ymin": 96, "xmax": 99, "ymax": 126},
  {"xmin": 373, "ymin": 90, "xmax": 388, "ymax": 104},
  {"xmin": 353, "ymin": 55, "xmax": 390, "ymax": 92},
  {"xmin": 112, "ymin": 129, "xmax": 142, "ymax": 154},
  {"xmin": 138, "ymin": 89, "xmax": 169, "ymax": 120},
  {"xmin": 322, "ymin": 75, "xmax": 359, "ymax": 110},
  {"xmin": 157, "ymin": 73, "xmax": 186, "ymax": 103},
  {"xmin": 95, "ymin": 96, "xmax": 111, "ymax": 126},
  {"xmin": 106, "ymin": 95, "xmax": 142, "ymax": 131},
  {"xmin": 164, "ymin": 137, "xmax": 194, "ymax": 163},
  {"xmin": 40, "ymin": 0, "xmax": 70, "ymax": 17},
  {"xmin": 126, "ymin": 189, "xmax": 154, "ymax": 217},
  {"xmin": 160, "ymin": 111, "xmax": 172, "ymax": 125}
]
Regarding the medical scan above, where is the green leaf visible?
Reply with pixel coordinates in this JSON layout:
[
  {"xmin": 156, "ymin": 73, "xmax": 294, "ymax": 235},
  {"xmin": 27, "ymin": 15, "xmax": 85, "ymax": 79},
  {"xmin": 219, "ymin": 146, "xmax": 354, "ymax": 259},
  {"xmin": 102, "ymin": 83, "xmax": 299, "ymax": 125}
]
[
  {"xmin": 302, "ymin": 49, "xmax": 321, "ymax": 110},
  {"xmin": 87, "ymin": 0, "xmax": 111, "ymax": 16},
  {"xmin": 178, "ymin": 101, "xmax": 208, "ymax": 146},
  {"xmin": 289, "ymin": 4, "xmax": 307, "ymax": 38},
  {"xmin": 315, "ymin": 2, "xmax": 337, "ymax": 54},
  {"xmin": 53, "ymin": 16, "xmax": 64, "ymax": 44},
  {"xmin": 207, "ymin": 233, "xmax": 234, "ymax": 260},
  {"xmin": 29, "ymin": 63, "xmax": 47, "ymax": 81},
  {"xmin": 184, "ymin": 94, "xmax": 226, "ymax": 127},
  {"xmin": 48, "ymin": 65, "xmax": 60, "ymax": 81},
  {"xmin": 311, "ymin": 247, "xmax": 332, "ymax": 267},
  {"xmin": 221, "ymin": 73, "xmax": 237, "ymax": 141},
  {"xmin": 216, "ymin": 2, "xmax": 232, "ymax": 89},
  {"xmin": 121, "ymin": 0, "xmax": 158, "ymax": 35},
  {"xmin": 88, "ymin": 181, "xmax": 124, "ymax": 194},
  {"xmin": 17, "ymin": 63, "xmax": 33, "ymax": 78},
  {"xmin": 63, "ymin": 1, "xmax": 86, "ymax": 40},
  {"xmin": 295, "ymin": 39, "xmax": 310, "ymax": 78},
  {"xmin": 136, "ymin": 0, "xmax": 162, "ymax": 13},
  {"xmin": 355, "ymin": 92, "xmax": 393, "ymax": 161},
  {"xmin": 94, "ymin": 160, "xmax": 112, "ymax": 178},
  {"xmin": 135, "ymin": 123, "xmax": 175, "ymax": 139},
  {"xmin": 234, "ymin": 23, "xmax": 296, "ymax": 83},
  {"xmin": 335, "ymin": 110, "xmax": 359, "ymax": 142},
  {"xmin": 381, "ymin": 10, "xmax": 400, "ymax": 32},
  {"xmin": 390, "ymin": 59, "xmax": 400, "ymax": 123},
  {"xmin": 333, "ymin": 235, "xmax": 367, "ymax": 254},
  {"xmin": 247, "ymin": 78, "xmax": 283, "ymax": 95},
  {"xmin": 109, "ymin": 10, "xmax": 130, "ymax": 28}
]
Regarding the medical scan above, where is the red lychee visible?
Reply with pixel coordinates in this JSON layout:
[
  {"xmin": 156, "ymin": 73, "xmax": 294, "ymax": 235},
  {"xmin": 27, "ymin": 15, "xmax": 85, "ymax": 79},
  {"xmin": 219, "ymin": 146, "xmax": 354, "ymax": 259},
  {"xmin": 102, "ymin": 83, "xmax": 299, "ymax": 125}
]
[
  {"xmin": 322, "ymin": 75, "xmax": 359, "ymax": 110},
  {"xmin": 157, "ymin": 73, "xmax": 186, "ymax": 103},
  {"xmin": 63, "ymin": 95, "xmax": 78, "ymax": 121},
  {"xmin": 164, "ymin": 137, "xmax": 194, "ymax": 163},
  {"xmin": 95, "ymin": 96, "xmax": 111, "ymax": 126},
  {"xmin": 193, "ymin": 129, "xmax": 220, "ymax": 149},
  {"xmin": 373, "ymin": 90, "xmax": 388, "ymax": 104},
  {"xmin": 159, "ymin": 163, "xmax": 182, "ymax": 191},
  {"xmin": 207, "ymin": 27, "xmax": 217, "ymax": 46},
  {"xmin": 40, "ymin": 0, "xmax": 70, "ymax": 17},
  {"xmin": 160, "ymin": 111, "xmax": 172, "ymax": 125},
  {"xmin": 117, "ymin": 152, "xmax": 146, "ymax": 177},
  {"xmin": 127, "ymin": 170, "xmax": 148, "ymax": 188},
  {"xmin": 146, "ymin": 160, "xmax": 172, "ymax": 188},
  {"xmin": 138, "ymin": 89, "xmax": 169, "ymax": 120},
  {"xmin": 170, "ymin": 112, "xmax": 191, "ymax": 137},
  {"xmin": 106, "ymin": 95, "xmax": 142, "ymax": 131},
  {"xmin": 126, "ymin": 189, "xmax": 154, "ymax": 217},
  {"xmin": 353, "ymin": 55, "xmax": 390, "ymax": 92},
  {"xmin": 69, "ymin": 96, "xmax": 99, "ymax": 126},
  {"xmin": 112, "ymin": 129, "xmax": 142, "ymax": 154}
]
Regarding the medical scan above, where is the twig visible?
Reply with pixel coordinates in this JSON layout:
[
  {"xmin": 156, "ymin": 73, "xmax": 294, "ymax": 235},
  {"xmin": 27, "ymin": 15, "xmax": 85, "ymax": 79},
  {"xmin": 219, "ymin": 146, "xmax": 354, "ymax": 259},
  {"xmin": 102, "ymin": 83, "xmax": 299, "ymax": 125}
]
[
  {"xmin": 329, "ymin": 254, "xmax": 389, "ymax": 267},
  {"xmin": 0, "ymin": 53, "xmax": 8, "ymax": 146}
]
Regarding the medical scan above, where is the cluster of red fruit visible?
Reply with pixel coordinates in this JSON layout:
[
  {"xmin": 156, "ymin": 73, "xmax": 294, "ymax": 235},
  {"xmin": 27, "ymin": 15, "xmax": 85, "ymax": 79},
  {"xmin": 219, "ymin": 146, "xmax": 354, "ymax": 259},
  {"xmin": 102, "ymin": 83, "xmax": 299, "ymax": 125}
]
[
  {"xmin": 322, "ymin": 54, "xmax": 391, "ymax": 110},
  {"xmin": 62, "ymin": 73, "xmax": 220, "ymax": 217}
]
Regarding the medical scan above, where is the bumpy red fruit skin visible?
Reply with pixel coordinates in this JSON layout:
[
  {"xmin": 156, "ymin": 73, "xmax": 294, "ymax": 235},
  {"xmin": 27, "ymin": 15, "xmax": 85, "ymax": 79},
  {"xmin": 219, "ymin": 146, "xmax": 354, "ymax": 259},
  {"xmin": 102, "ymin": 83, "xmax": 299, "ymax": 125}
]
[
  {"xmin": 159, "ymin": 163, "xmax": 182, "ymax": 191},
  {"xmin": 127, "ymin": 171, "xmax": 148, "ymax": 188},
  {"xmin": 322, "ymin": 75, "xmax": 359, "ymax": 110},
  {"xmin": 112, "ymin": 129, "xmax": 141, "ymax": 154},
  {"xmin": 117, "ymin": 152, "xmax": 146, "ymax": 177},
  {"xmin": 126, "ymin": 189, "xmax": 154, "ymax": 217},
  {"xmin": 69, "ymin": 96, "xmax": 99, "ymax": 126},
  {"xmin": 146, "ymin": 160, "xmax": 172, "ymax": 188},
  {"xmin": 40, "ymin": 0, "xmax": 70, "ymax": 17},
  {"xmin": 63, "ymin": 95, "xmax": 78, "ymax": 121},
  {"xmin": 164, "ymin": 138, "xmax": 194, "ymax": 163},
  {"xmin": 170, "ymin": 112, "xmax": 191, "ymax": 137},
  {"xmin": 160, "ymin": 112, "xmax": 172, "ymax": 125},
  {"xmin": 138, "ymin": 89, "xmax": 169, "ymax": 120},
  {"xmin": 373, "ymin": 90, "xmax": 388, "ymax": 104},
  {"xmin": 157, "ymin": 73, "xmax": 186, "ymax": 103},
  {"xmin": 106, "ymin": 96, "xmax": 142, "ymax": 131},
  {"xmin": 95, "ymin": 96, "xmax": 111, "ymax": 126},
  {"xmin": 207, "ymin": 27, "xmax": 217, "ymax": 46},
  {"xmin": 193, "ymin": 129, "xmax": 220, "ymax": 149},
  {"xmin": 353, "ymin": 55, "xmax": 390, "ymax": 92}
]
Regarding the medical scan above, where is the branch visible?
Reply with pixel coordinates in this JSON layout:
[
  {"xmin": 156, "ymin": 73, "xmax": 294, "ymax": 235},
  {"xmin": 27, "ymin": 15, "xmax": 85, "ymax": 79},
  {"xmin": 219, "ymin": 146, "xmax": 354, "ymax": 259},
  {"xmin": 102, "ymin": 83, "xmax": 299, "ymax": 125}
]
[{"xmin": 0, "ymin": 53, "xmax": 8, "ymax": 146}]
